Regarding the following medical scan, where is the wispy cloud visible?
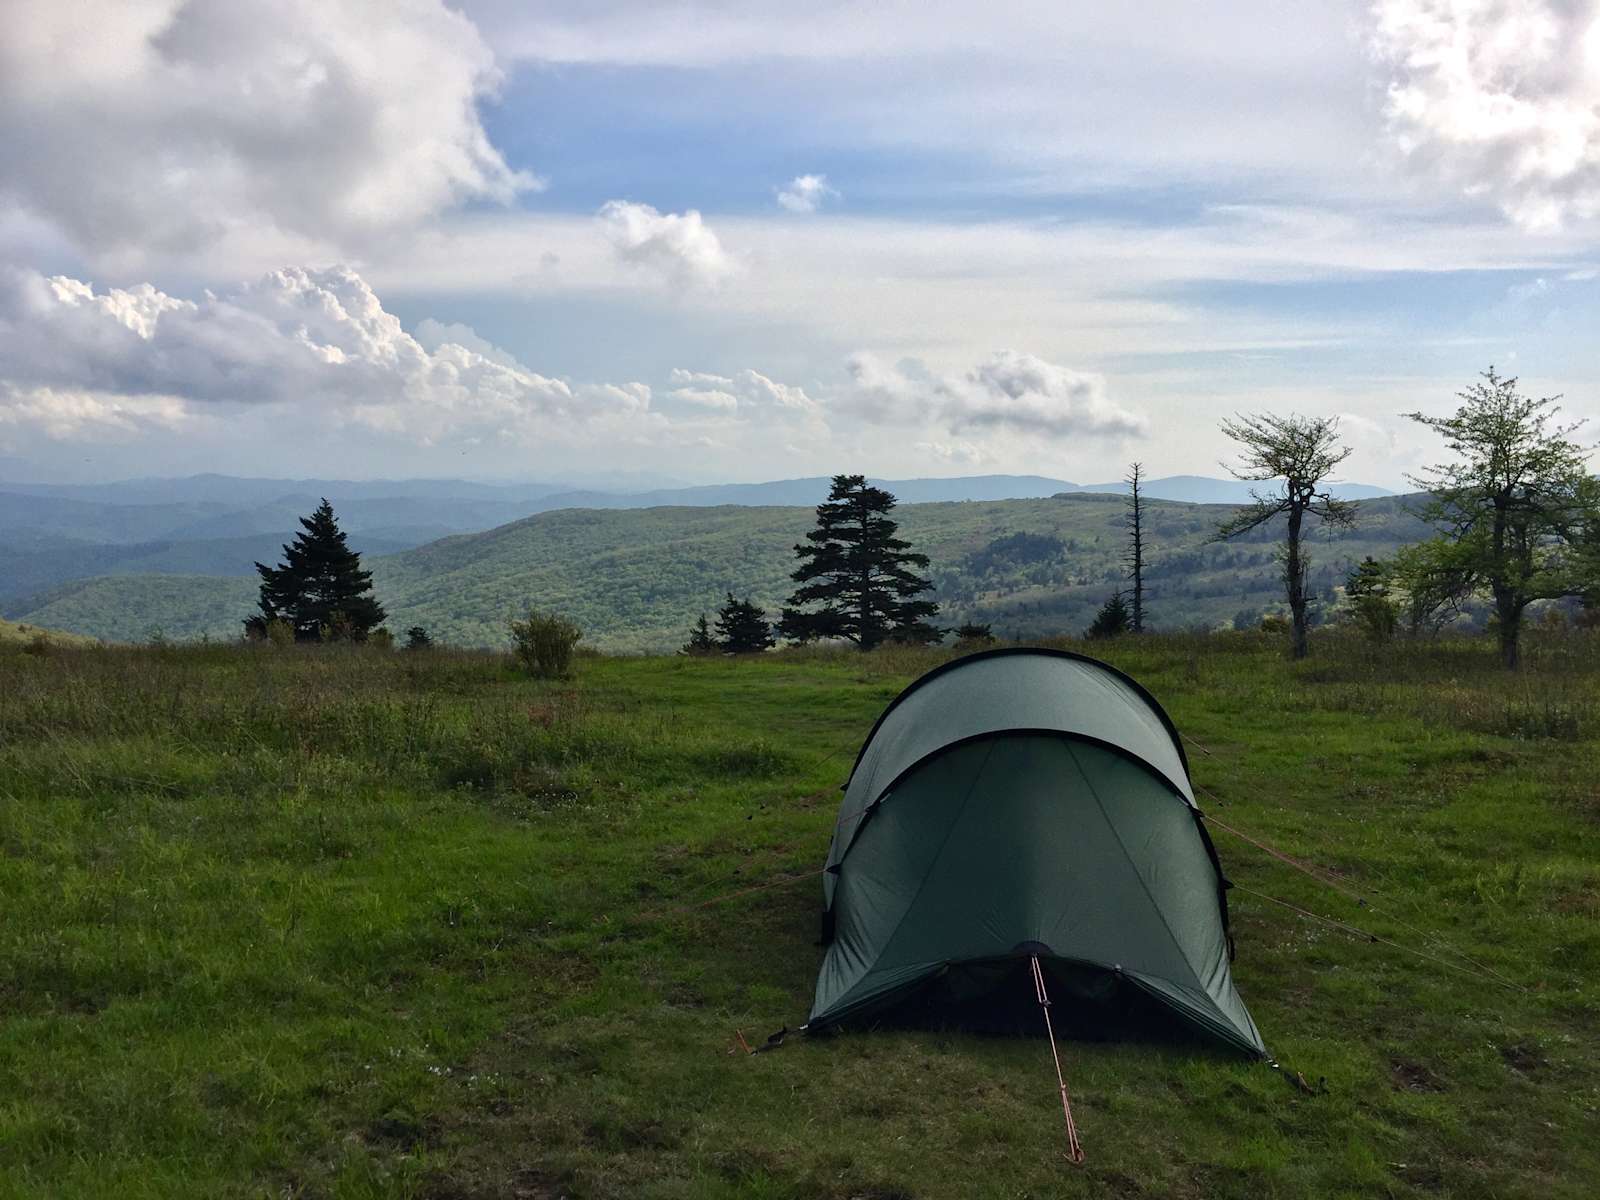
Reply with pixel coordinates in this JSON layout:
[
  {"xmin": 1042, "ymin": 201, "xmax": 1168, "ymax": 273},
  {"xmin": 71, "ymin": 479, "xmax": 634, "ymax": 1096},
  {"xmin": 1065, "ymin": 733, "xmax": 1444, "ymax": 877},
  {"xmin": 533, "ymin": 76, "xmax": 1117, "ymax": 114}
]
[{"xmin": 776, "ymin": 174, "xmax": 840, "ymax": 213}]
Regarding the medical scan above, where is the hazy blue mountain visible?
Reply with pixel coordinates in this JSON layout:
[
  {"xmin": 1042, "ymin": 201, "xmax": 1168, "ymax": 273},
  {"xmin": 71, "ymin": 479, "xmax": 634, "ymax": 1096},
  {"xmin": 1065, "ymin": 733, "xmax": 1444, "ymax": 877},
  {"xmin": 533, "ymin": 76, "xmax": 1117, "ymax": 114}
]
[
  {"xmin": 1073, "ymin": 474, "xmax": 1395, "ymax": 503},
  {"xmin": 530, "ymin": 474, "xmax": 1082, "ymax": 511},
  {"xmin": 0, "ymin": 474, "xmax": 573, "ymax": 506},
  {"xmin": 0, "ymin": 530, "xmax": 426, "ymax": 609},
  {"xmin": 0, "ymin": 491, "xmax": 235, "ymax": 543}
]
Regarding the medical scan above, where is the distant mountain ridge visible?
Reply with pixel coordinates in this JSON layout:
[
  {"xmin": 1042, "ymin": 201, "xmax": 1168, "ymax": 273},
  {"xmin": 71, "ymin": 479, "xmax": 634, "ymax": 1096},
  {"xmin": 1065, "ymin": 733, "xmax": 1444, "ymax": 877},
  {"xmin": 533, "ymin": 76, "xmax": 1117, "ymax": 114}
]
[
  {"xmin": 0, "ymin": 472, "xmax": 1398, "ymax": 621},
  {"xmin": 10, "ymin": 492, "xmax": 1430, "ymax": 650},
  {"xmin": 2, "ymin": 469, "xmax": 1394, "ymax": 519}
]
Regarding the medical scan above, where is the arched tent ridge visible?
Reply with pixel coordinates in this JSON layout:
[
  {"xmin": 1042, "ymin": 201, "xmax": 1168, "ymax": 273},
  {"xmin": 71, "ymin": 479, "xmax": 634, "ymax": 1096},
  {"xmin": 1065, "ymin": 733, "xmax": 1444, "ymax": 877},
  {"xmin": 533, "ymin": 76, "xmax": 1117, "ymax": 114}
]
[{"xmin": 811, "ymin": 648, "xmax": 1266, "ymax": 1058}]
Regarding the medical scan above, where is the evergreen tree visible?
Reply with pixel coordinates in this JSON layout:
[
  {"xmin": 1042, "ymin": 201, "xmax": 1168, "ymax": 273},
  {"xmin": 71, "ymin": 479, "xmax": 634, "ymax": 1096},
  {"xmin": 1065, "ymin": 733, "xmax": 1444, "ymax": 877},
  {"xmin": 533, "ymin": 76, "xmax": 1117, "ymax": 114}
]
[
  {"xmin": 780, "ymin": 474, "xmax": 940, "ymax": 649},
  {"xmin": 714, "ymin": 594, "xmax": 775, "ymax": 654},
  {"xmin": 1085, "ymin": 591, "xmax": 1131, "ymax": 639},
  {"xmin": 403, "ymin": 626, "xmax": 433, "ymax": 651},
  {"xmin": 244, "ymin": 499, "xmax": 386, "ymax": 642},
  {"xmin": 681, "ymin": 613, "xmax": 718, "ymax": 656},
  {"xmin": 1343, "ymin": 556, "xmax": 1398, "ymax": 642}
]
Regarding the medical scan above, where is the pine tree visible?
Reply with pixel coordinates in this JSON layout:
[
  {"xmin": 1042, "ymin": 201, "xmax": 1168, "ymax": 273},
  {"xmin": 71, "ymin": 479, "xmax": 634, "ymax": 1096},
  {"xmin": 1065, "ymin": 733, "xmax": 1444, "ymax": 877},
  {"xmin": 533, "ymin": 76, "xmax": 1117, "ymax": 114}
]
[
  {"xmin": 714, "ymin": 594, "xmax": 775, "ymax": 654},
  {"xmin": 681, "ymin": 613, "xmax": 718, "ymax": 656},
  {"xmin": 1085, "ymin": 591, "xmax": 1131, "ymax": 639},
  {"xmin": 244, "ymin": 499, "xmax": 387, "ymax": 642},
  {"xmin": 1343, "ymin": 556, "xmax": 1397, "ymax": 642},
  {"xmin": 780, "ymin": 474, "xmax": 940, "ymax": 649}
]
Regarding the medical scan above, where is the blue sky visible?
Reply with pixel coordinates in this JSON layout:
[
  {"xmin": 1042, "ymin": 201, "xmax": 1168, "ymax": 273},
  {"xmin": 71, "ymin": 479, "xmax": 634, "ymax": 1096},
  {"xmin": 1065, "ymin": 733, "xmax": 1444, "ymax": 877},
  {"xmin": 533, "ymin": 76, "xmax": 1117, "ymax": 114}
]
[{"xmin": 1, "ymin": 0, "xmax": 1598, "ymax": 487}]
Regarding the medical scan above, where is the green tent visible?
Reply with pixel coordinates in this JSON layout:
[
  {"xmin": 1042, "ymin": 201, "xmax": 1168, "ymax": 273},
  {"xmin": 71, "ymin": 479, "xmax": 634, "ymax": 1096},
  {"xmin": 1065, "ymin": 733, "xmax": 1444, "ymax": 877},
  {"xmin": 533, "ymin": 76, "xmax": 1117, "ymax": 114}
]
[{"xmin": 808, "ymin": 648, "xmax": 1265, "ymax": 1057}]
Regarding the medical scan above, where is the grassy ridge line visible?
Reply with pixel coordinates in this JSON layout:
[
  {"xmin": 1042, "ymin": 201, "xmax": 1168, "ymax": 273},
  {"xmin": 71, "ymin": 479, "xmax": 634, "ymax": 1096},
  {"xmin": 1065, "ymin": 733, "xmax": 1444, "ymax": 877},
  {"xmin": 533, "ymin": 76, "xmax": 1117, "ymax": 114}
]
[
  {"xmin": 11, "ymin": 494, "xmax": 1432, "ymax": 649},
  {"xmin": 1, "ymin": 632, "xmax": 1596, "ymax": 1197},
  {"xmin": 0, "ymin": 616, "xmax": 96, "ymax": 646}
]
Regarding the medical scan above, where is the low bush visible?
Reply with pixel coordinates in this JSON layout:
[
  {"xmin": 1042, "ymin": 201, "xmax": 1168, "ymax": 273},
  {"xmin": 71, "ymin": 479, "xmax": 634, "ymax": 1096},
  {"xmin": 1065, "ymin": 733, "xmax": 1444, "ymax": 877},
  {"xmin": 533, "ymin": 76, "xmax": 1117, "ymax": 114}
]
[{"xmin": 509, "ymin": 609, "xmax": 582, "ymax": 678}]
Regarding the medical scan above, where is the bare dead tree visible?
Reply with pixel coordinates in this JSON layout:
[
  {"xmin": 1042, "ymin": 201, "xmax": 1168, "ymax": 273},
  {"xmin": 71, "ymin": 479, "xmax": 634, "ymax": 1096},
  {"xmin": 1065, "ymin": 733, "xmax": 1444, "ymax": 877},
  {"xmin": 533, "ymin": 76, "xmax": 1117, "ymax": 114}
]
[
  {"xmin": 1125, "ymin": 462, "xmax": 1146, "ymax": 634},
  {"xmin": 1210, "ymin": 414, "xmax": 1356, "ymax": 659}
]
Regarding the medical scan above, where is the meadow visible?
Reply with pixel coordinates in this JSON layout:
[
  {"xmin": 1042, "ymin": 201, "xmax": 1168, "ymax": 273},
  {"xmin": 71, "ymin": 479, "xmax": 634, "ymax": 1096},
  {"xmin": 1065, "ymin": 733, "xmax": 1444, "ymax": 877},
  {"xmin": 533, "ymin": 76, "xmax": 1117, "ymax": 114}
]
[{"xmin": 1, "ymin": 631, "xmax": 1597, "ymax": 1198}]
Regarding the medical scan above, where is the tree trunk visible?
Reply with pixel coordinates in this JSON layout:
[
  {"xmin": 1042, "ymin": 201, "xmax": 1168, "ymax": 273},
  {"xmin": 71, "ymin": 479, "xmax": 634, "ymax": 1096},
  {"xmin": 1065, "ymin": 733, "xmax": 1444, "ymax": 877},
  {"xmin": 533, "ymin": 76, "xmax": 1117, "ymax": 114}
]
[
  {"xmin": 1490, "ymin": 500, "xmax": 1518, "ymax": 669},
  {"xmin": 1285, "ymin": 502, "xmax": 1308, "ymax": 659},
  {"xmin": 1128, "ymin": 469, "xmax": 1145, "ymax": 635},
  {"xmin": 1496, "ymin": 591, "xmax": 1522, "ymax": 669}
]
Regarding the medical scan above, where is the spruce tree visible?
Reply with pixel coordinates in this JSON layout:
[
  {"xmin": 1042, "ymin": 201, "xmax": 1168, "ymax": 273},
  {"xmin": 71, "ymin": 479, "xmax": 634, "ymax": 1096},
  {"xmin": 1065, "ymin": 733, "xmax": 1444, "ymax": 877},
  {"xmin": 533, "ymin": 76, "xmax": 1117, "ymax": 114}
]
[
  {"xmin": 780, "ymin": 474, "xmax": 940, "ymax": 649},
  {"xmin": 1085, "ymin": 591, "xmax": 1131, "ymax": 639},
  {"xmin": 245, "ymin": 499, "xmax": 387, "ymax": 642},
  {"xmin": 681, "ymin": 613, "xmax": 718, "ymax": 656},
  {"xmin": 714, "ymin": 594, "xmax": 775, "ymax": 654}
]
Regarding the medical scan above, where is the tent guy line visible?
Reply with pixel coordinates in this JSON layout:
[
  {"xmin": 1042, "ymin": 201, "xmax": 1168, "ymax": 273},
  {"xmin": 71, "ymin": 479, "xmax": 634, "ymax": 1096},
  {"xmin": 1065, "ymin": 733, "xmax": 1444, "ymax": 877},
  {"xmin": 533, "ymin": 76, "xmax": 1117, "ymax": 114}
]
[{"xmin": 1229, "ymin": 886, "xmax": 1526, "ymax": 993}]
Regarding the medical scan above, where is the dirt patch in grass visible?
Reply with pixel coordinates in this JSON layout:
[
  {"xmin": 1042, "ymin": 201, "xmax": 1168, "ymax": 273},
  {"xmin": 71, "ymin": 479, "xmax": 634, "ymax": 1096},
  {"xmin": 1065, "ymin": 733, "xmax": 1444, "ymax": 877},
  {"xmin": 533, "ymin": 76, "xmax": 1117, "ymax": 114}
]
[
  {"xmin": 1390, "ymin": 1059, "xmax": 1448, "ymax": 1092},
  {"xmin": 1499, "ymin": 1040, "xmax": 1549, "ymax": 1074}
]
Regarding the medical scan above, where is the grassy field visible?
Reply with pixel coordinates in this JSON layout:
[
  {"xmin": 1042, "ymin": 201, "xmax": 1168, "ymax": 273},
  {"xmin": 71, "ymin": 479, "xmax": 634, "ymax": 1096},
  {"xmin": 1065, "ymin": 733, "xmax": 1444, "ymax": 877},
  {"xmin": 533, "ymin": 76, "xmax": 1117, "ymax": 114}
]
[{"xmin": 2, "ymin": 632, "xmax": 1597, "ymax": 1198}]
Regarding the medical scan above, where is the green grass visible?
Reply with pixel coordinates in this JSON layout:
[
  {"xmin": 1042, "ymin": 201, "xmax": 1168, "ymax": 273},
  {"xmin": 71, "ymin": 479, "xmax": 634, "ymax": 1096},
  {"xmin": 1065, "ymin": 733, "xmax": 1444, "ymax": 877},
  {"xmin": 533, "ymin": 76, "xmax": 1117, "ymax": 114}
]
[
  {"xmin": 9, "ymin": 493, "xmax": 1432, "ymax": 650},
  {"xmin": 1, "ymin": 632, "xmax": 1597, "ymax": 1198}
]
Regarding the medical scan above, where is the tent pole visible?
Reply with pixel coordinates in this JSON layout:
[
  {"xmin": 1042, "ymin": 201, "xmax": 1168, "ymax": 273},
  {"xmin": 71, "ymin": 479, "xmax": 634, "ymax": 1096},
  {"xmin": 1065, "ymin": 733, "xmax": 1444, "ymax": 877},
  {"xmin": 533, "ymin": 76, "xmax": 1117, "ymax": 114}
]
[{"xmin": 1029, "ymin": 955, "xmax": 1085, "ymax": 1165}]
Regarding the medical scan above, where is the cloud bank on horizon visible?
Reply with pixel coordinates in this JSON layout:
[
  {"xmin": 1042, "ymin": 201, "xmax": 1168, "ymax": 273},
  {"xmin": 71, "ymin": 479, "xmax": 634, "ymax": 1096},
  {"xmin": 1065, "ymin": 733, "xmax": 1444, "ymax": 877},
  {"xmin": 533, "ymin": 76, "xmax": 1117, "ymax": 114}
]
[{"xmin": 0, "ymin": 0, "xmax": 1597, "ymax": 485}]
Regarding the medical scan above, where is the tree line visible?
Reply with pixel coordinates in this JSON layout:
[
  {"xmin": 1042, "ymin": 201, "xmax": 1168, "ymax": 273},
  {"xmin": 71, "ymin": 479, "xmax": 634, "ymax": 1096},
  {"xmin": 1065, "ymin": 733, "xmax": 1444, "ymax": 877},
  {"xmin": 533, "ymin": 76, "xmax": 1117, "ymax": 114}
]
[
  {"xmin": 240, "ymin": 366, "xmax": 1598, "ymax": 671},
  {"xmin": 1190, "ymin": 368, "xmax": 1598, "ymax": 668}
]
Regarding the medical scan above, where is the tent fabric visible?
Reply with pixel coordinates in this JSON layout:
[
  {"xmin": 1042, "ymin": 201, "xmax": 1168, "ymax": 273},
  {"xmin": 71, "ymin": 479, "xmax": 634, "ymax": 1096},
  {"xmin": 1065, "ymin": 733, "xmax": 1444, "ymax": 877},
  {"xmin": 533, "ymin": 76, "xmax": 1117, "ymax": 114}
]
[{"xmin": 809, "ymin": 648, "xmax": 1265, "ymax": 1058}]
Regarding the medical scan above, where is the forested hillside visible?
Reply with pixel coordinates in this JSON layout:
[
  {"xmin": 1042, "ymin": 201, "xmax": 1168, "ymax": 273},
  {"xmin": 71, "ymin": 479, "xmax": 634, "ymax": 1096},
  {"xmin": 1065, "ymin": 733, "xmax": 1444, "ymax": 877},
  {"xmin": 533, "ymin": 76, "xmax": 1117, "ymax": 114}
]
[{"xmin": 10, "ymin": 494, "xmax": 1432, "ymax": 649}]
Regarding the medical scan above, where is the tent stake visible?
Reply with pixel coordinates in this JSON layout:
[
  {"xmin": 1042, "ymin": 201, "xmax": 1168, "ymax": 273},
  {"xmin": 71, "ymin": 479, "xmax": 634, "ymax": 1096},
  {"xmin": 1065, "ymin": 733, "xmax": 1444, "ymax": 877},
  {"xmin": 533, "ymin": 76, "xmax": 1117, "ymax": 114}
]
[{"xmin": 1029, "ymin": 955, "xmax": 1085, "ymax": 1165}]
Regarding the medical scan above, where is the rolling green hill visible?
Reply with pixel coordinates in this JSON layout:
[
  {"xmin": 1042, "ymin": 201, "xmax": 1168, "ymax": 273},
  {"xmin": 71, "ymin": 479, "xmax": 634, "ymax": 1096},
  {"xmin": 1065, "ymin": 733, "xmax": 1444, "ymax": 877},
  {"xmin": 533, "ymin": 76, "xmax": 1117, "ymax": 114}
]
[{"xmin": 11, "ymin": 494, "xmax": 1434, "ymax": 650}]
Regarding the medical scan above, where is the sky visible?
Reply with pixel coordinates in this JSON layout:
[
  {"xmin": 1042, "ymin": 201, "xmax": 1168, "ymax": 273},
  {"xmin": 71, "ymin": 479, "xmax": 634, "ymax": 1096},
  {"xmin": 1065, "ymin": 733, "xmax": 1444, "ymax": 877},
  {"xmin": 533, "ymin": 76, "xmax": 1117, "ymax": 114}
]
[{"xmin": 1, "ymin": 0, "xmax": 1598, "ymax": 489}]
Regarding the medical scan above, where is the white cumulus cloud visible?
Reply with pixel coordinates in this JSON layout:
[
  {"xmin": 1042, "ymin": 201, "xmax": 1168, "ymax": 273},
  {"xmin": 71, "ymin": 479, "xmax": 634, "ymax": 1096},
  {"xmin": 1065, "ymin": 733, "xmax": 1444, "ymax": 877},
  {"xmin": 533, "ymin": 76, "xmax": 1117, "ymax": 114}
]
[
  {"xmin": 667, "ymin": 367, "xmax": 820, "ymax": 413},
  {"xmin": 0, "ymin": 265, "xmax": 659, "ymax": 446},
  {"xmin": 1372, "ymin": 0, "xmax": 1600, "ymax": 230},
  {"xmin": 957, "ymin": 351, "xmax": 1146, "ymax": 438},
  {"xmin": 598, "ymin": 201, "xmax": 736, "ymax": 287},
  {"xmin": 0, "ymin": 0, "xmax": 535, "ymax": 261},
  {"xmin": 776, "ymin": 174, "xmax": 840, "ymax": 213},
  {"xmin": 842, "ymin": 350, "xmax": 1145, "ymax": 441}
]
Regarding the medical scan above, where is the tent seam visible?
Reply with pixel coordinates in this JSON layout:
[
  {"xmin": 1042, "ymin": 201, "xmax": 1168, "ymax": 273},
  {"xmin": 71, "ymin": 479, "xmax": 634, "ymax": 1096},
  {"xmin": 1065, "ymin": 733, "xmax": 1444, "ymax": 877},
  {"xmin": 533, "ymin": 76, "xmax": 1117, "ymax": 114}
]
[
  {"xmin": 827, "ymin": 739, "xmax": 1000, "ymax": 1007},
  {"xmin": 1063, "ymin": 743, "xmax": 1218, "ymax": 1004}
]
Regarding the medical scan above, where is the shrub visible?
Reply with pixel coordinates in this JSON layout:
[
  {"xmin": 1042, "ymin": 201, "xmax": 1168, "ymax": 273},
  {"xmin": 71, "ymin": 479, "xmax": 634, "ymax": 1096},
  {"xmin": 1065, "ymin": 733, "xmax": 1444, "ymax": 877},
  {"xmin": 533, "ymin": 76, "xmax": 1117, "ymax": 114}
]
[
  {"xmin": 404, "ymin": 626, "xmax": 434, "ymax": 651},
  {"xmin": 954, "ymin": 622, "xmax": 996, "ymax": 647},
  {"xmin": 369, "ymin": 627, "xmax": 395, "ymax": 651},
  {"xmin": 681, "ymin": 614, "xmax": 717, "ymax": 656},
  {"xmin": 265, "ymin": 619, "xmax": 295, "ymax": 648},
  {"xmin": 1085, "ymin": 592, "xmax": 1131, "ymax": 640},
  {"xmin": 509, "ymin": 609, "xmax": 582, "ymax": 678}
]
